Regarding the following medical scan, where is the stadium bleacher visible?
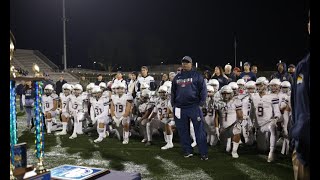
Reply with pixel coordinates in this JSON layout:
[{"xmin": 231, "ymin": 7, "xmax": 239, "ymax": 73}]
[{"xmin": 13, "ymin": 49, "xmax": 79, "ymax": 84}]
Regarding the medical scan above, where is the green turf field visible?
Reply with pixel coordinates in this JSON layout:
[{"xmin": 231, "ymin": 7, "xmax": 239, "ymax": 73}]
[{"xmin": 16, "ymin": 113, "xmax": 293, "ymax": 180}]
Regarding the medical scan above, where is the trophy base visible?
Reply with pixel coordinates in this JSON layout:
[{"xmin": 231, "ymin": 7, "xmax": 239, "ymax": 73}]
[{"xmin": 25, "ymin": 170, "xmax": 50, "ymax": 180}]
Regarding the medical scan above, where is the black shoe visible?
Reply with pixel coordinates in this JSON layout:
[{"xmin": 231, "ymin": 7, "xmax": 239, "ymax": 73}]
[
  {"xmin": 145, "ymin": 141, "xmax": 152, "ymax": 146},
  {"xmin": 184, "ymin": 153, "xmax": 193, "ymax": 158},
  {"xmin": 200, "ymin": 155, "xmax": 208, "ymax": 160}
]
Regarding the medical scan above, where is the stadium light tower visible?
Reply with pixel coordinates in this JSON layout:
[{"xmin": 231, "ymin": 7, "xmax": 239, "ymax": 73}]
[{"xmin": 62, "ymin": 0, "xmax": 67, "ymax": 70}]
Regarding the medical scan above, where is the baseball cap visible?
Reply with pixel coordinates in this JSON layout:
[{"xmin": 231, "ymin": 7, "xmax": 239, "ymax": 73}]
[
  {"xmin": 243, "ymin": 62, "xmax": 251, "ymax": 66},
  {"xmin": 181, "ymin": 56, "xmax": 192, "ymax": 63},
  {"xmin": 233, "ymin": 67, "xmax": 241, "ymax": 72}
]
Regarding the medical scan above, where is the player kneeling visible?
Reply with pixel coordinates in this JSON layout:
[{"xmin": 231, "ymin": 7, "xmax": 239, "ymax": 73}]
[
  {"xmin": 69, "ymin": 84, "xmax": 86, "ymax": 139},
  {"xmin": 42, "ymin": 84, "xmax": 59, "ymax": 134},
  {"xmin": 110, "ymin": 82, "xmax": 132, "ymax": 144},
  {"xmin": 90, "ymin": 86, "xmax": 110, "ymax": 143},
  {"xmin": 215, "ymin": 85, "xmax": 244, "ymax": 158},
  {"xmin": 149, "ymin": 86, "xmax": 174, "ymax": 150},
  {"xmin": 56, "ymin": 83, "xmax": 72, "ymax": 135}
]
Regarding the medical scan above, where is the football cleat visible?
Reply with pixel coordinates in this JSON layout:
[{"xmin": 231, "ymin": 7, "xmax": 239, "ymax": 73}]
[
  {"xmin": 232, "ymin": 152, "xmax": 239, "ymax": 158},
  {"xmin": 141, "ymin": 139, "xmax": 147, "ymax": 143},
  {"xmin": 94, "ymin": 137, "xmax": 103, "ymax": 143},
  {"xmin": 145, "ymin": 141, "xmax": 152, "ymax": 146},
  {"xmin": 161, "ymin": 143, "xmax": 174, "ymax": 150},
  {"xmin": 122, "ymin": 140, "xmax": 129, "ymax": 144},
  {"xmin": 267, "ymin": 152, "xmax": 275, "ymax": 162},
  {"xmin": 200, "ymin": 155, "xmax": 209, "ymax": 160},
  {"xmin": 69, "ymin": 134, "xmax": 77, "ymax": 139},
  {"xmin": 55, "ymin": 131, "xmax": 67, "ymax": 135},
  {"xmin": 184, "ymin": 153, "xmax": 193, "ymax": 158}
]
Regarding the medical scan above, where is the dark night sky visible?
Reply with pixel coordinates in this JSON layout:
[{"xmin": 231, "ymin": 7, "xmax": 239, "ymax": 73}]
[{"xmin": 10, "ymin": 0, "xmax": 309, "ymax": 71}]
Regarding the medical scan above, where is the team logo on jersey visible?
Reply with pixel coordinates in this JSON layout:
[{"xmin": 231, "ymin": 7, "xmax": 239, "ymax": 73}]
[
  {"xmin": 176, "ymin": 78, "xmax": 193, "ymax": 87},
  {"xmin": 297, "ymin": 74, "xmax": 303, "ymax": 84}
]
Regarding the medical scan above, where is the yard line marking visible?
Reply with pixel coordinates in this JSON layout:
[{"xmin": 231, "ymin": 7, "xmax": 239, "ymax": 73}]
[
  {"xmin": 155, "ymin": 156, "xmax": 211, "ymax": 180},
  {"xmin": 233, "ymin": 162, "xmax": 280, "ymax": 180}
]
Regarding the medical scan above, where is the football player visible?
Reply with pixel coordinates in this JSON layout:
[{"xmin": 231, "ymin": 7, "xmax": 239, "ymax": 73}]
[
  {"xmin": 90, "ymin": 86, "xmax": 110, "ymax": 143},
  {"xmin": 137, "ymin": 89, "xmax": 155, "ymax": 146},
  {"xmin": 110, "ymin": 82, "xmax": 133, "ymax": 144},
  {"xmin": 55, "ymin": 83, "xmax": 72, "ymax": 135},
  {"xmin": 150, "ymin": 86, "xmax": 175, "ymax": 150},
  {"xmin": 214, "ymin": 85, "xmax": 243, "ymax": 158},
  {"xmin": 69, "ymin": 84, "xmax": 86, "ymax": 139},
  {"xmin": 279, "ymin": 81, "xmax": 291, "ymax": 155},
  {"xmin": 202, "ymin": 85, "xmax": 217, "ymax": 146},
  {"xmin": 251, "ymin": 77, "xmax": 281, "ymax": 162},
  {"xmin": 42, "ymin": 84, "xmax": 59, "ymax": 134}
]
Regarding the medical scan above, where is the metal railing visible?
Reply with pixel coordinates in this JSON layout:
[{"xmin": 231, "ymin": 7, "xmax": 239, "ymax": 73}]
[{"xmin": 33, "ymin": 50, "xmax": 59, "ymax": 72}]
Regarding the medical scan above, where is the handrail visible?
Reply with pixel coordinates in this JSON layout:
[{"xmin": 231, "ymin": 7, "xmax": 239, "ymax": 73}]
[{"xmin": 33, "ymin": 50, "xmax": 59, "ymax": 72}]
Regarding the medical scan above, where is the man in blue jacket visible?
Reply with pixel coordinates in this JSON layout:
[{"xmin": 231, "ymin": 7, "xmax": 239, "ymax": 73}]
[
  {"xmin": 171, "ymin": 56, "xmax": 208, "ymax": 160},
  {"xmin": 290, "ymin": 11, "xmax": 310, "ymax": 180}
]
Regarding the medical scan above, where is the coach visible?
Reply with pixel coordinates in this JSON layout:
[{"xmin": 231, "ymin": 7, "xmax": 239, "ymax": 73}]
[{"xmin": 171, "ymin": 56, "xmax": 208, "ymax": 160}]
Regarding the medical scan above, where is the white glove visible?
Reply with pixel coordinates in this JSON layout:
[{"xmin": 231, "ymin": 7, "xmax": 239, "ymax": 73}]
[{"xmin": 215, "ymin": 127, "xmax": 220, "ymax": 141}]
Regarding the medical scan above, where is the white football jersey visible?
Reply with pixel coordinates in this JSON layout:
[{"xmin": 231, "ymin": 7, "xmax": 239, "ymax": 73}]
[
  {"xmin": 69, "ymin": 94, "xmax": 86, "ymax": 112},
  {"xmin": 204, "ymin": 97, "xmax": 215, "ymax": 117},
  {"xmin": 90, "ymin": 96, "xmax": 109, "ymax": 117},
  {"xmin": 137, "ymin": 76, "xmax": 154, "ymax": 91},
  {"xmin": 111, "ymin": 94, "xmax": 133, "ymax": 118},
  {"xmin": 153, "ymin": 98, "xmax": 172, "ymax": 120},
  {"xmin": 42, "ymin": 94, "xmax": 59, "ymax": 112},
  {"xmin": 251, "ymin": 93, "xmax": 281, "ymax": 127},
  {"xmin": 59, "ymin": 93, "xmax": 71, "ymax": 113},
  {"xmin": 278, "ymin": 92, "xmax": 291, "ymax": 110},
  {"xmin": 236, "ymin": 94, "xmax": 252, "ymax": 120},
  {"xmin": 216, "ymin": 98, "xmax": 242, "ymax": 129}
]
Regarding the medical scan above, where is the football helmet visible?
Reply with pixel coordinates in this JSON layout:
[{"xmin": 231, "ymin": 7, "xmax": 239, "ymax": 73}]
[
  {"xmin": 220, "ymin": 85, "xmax": 233, "ymax": 102},
  {"xmin": 73, "ymin": 84, "xmax": 83, "ymax": 96},
  {"xmin": 255, "ymin": 77, "xmax": 268, "ymax": 93},
  {"xmin": 44, "ymin": 84, "xmax": 54, "ymax": 96},
  {"xmin": 99, "ymin": 82, "xmax": 107, "ymax": 91},
  {"xmin": 158, "ymin": 85, "xmax": 168, "ymax": 99},
  {"xmin": 207, "ymin": 79, "xmax": 219, "ymax": 91},
  {"xmin": 269, "ymin": 78, "xmax": 281, "ymax": 93}
]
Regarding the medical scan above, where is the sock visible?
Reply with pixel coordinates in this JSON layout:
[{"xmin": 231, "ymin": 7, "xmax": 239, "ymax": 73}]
[
  {"xmin": 97, "ymin": 127, "xmax": 104, "ymax": 138},
  {"xmin": 167, "ymin": 134, "xmax": 173, "ymax": 145},
  {"xmin": 226, "ymin": 138, "xmax": 231, "ymax": 151},
  {"xmin": 146, "ymin": 122, "xmax": 152, "ymax": 141},
  {"xmin": 163, "ymin": 132, "xmax": 168, "ymax": 143},
  {"xmin": 62, "ymin": 122, "xmax": 67, "ymax": 132},
  {"xmin": 283, "ymin": 111, "xmax": 289, "ymax": 136},
  {"xmin": 72, "ymin": 122, "xmax": 78, "ymax": 135},
  {"xmin": 47, "ymin": 120, "xmax": 52, "ymax": 133},
  {"xmin": 232, "ymin": 141, "xmax": 239, "ymax": 153},
  {"xmin": 210, "ymin": 134, "xmax": 216, "ymax": 145},
  {"xmin": 124, "ymin": 131, "xmax": 129, "ymax": 141},
  {"xmin": 269, "ymin": 126, "xmax": 276, "ymax": 153},
  {"xmin": 77, "ymin": 121, "xmax": 83, "ymax": 134}
]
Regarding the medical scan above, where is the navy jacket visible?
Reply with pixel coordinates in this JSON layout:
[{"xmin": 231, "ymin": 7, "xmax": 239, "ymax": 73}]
[
  {"xmin": 270, "ymin": 62, "xmax": 293, "ymax": 84},
  {"xmin": 290, "ymin": 53, "xmax": 310, "ymax": 166},
  {"xmin": 171, "ymin": 68, "xmax": 207, "ymax": 108}
]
